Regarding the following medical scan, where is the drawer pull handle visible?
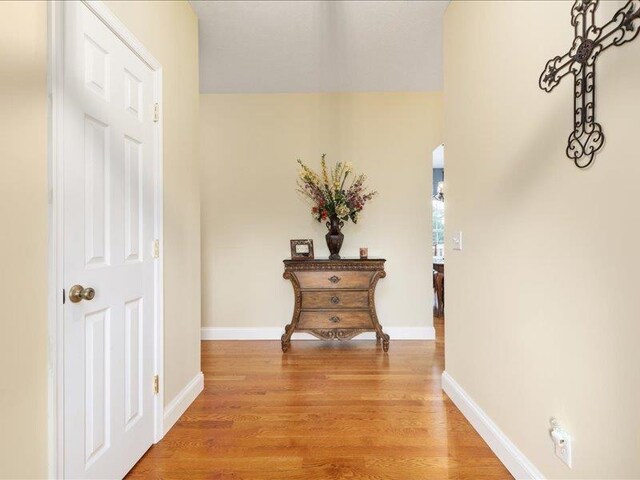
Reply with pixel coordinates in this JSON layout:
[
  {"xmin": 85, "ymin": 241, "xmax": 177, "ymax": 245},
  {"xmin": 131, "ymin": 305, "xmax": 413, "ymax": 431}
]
[
  {"xmin": 328, "ymin": 275, "xmax": 341, "ymax": 284},
  {"xmin": 329, "ymin": 316, "xmax": 341, "ymax": 323},
  {"xmin": 330, "ymin": 296, "xmax": 340, "ymax": 304}
]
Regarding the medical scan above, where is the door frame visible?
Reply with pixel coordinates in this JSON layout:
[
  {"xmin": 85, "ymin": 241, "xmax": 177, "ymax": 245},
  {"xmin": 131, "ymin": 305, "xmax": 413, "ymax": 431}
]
[{"xmin": 47, "ymin": 1, "xmax": 165, "ymax": 477}]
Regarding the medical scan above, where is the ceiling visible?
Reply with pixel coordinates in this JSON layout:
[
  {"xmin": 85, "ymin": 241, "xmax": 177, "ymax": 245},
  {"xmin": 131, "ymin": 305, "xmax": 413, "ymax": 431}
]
[{"xmin": 190, "ymin": 0, "xmax": 449, "ymax": 94}]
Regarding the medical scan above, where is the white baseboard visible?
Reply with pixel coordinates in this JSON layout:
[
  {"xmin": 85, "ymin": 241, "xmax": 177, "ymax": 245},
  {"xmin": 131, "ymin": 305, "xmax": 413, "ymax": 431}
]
[
  {"xmin": 163, "ymin": 372, "xmax": 204, "ymax": 436},
  {"xmin": 201, "ymin": 326, "xmax": 435, "ymax": 341},
  {"xmin": 441, "ymin": 371, "xmax": 544, "ymax": 480}
]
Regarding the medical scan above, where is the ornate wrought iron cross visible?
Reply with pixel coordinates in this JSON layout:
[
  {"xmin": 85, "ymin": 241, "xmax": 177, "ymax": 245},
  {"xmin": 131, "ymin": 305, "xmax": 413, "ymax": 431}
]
[{"xmin": 539, "ymin": 0, "xmax": 640, "ymax": 168}]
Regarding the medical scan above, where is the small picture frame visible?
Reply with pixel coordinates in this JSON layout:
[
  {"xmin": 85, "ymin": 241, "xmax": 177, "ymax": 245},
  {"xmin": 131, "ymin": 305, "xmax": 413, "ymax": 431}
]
[
  {"xmin": 359, "ymin": 247, "xmax": 369, "ymax": 259},
  {"xmin": 290, "ymin": 239, "xmax": 314, "ymax": 260}
]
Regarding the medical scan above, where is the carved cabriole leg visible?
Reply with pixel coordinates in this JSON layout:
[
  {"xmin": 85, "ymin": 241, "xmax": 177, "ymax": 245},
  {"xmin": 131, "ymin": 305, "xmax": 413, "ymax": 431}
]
[
  {"xmin": 280, "ymin": 327, "xmax": 290, "ymax": 352},
  {"xmin": 282, "ymin": 271, "xmax": 302, "ymax": 352},
  {"xmin": 369, "ymin": 270, "xmax": 390, "ymax": 352}
]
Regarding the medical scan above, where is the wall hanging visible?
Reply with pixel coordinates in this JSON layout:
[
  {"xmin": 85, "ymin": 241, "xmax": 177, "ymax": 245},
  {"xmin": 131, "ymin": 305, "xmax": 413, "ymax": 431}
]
[{"xmin": 539, "ymin": 0, "xmax": 640, "ymax": 168}]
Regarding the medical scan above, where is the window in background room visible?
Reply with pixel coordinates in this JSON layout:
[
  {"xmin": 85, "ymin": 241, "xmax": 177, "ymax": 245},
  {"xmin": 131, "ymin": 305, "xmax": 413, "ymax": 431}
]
[
  {"xmin": 432, "ymin": 144, "xmax": 445, "ymax": 320},
  {"xmin": 432, "ymin": 145, "xmax": 445, "ymax": 259}
]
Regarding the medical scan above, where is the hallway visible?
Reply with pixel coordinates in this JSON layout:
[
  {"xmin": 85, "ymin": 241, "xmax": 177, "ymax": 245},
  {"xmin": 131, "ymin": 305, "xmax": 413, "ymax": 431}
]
[{"xmin": 127, "ymin": 326, "xmax": 511, "ymax": 479}]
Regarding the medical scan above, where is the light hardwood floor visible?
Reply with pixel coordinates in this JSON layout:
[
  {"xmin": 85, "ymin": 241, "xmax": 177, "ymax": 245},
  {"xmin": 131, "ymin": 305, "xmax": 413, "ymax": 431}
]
[{"xmin": 127, "ymin": 320, "xmax": 512, "ymax": 479}]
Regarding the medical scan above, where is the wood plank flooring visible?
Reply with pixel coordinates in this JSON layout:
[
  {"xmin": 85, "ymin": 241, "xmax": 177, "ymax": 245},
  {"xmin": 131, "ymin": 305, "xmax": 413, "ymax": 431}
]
[{"xmin": 126, "ymin": 320, "xmax": 512, "ymax": 479}]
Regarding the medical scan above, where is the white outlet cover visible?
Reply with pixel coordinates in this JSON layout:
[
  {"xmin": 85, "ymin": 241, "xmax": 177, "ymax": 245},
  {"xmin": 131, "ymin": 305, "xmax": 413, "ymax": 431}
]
[{"xmin": 552, "ymin": 428, "xmax": 572, "ymax": 468}]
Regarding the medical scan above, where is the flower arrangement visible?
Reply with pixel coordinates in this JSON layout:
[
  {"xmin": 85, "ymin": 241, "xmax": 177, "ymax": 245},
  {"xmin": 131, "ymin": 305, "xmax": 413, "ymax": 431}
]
[{"xmin": 296, "ymin": 154, "xmax": 377, "ymax": 224}]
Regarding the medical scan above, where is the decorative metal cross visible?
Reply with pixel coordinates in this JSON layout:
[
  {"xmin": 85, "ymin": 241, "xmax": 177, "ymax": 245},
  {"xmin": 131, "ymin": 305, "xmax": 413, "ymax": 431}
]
[{"xmin": 540, "ymin": 0, "xmax": 640, "ymax": 168}]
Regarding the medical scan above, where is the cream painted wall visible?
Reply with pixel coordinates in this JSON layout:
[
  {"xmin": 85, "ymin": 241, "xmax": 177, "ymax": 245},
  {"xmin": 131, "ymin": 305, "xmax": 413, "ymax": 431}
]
[
  {"xmin": 0, "ymin": 1, "xmax": 200, "ymax": 477},
  {"xmin": 0, "ymin": 2, "xmax": 48, "ymax": 478},
  {"xmin": 104, "ymin": 0, "xmax": 202, "ymax": 407},
  {"xmin": 444, "ymin": 1, "xmax": 640, "ymax": 478},
  {"xmin": 200, "ymin": 93, "xmax": 442, "ymax": 333}
]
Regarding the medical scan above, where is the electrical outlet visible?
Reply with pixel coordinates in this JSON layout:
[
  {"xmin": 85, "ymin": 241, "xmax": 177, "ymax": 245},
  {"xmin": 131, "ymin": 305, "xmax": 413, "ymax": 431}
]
[{"xmin": 550, "ymin": 418, "xmax": 572, "ymax": 468}]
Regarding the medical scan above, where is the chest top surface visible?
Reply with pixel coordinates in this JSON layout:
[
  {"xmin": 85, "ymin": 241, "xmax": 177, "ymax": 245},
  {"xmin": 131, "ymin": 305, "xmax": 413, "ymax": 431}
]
[{"xmin": 283, "ymin": 258, "xmax": 386, "ymax": 271}]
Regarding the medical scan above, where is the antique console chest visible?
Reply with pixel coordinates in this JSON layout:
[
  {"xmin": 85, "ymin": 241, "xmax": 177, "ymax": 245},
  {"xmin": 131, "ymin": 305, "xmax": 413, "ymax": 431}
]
[{"xmin": 281, "ymin": 259, "xmax": 389, "ymax": 352}]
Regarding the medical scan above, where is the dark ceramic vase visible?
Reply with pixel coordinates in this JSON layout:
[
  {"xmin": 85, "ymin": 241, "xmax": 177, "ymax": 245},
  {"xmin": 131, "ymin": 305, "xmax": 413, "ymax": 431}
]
[{"xmin": 325, "ymin": 215, "xmax": 344, "ymax": 260}]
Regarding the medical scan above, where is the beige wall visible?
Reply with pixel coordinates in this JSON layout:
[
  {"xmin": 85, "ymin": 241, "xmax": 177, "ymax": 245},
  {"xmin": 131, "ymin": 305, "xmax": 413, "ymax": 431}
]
[
  {"xmin": 0, "ymin": 2, "xmax": 48, "ymax": 478},
  {"xmin": 105, "ymin": 0, "xmax": 201, "ymax": 413},
  {"xmin": 444, "ymin": 1, "xmax": 640, "ymax": 478},
  {"xmin": 0, "ymin": 1, "xmax": 200, "ymax": 477},
  {"xmin": 200, "ymin": 93, "xmax": 442, "ymax": 332}
]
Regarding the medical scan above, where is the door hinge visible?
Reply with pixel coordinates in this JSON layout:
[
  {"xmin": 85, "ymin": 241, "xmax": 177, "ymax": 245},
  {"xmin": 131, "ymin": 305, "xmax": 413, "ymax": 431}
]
[
  {"xmin": 153, "ymin": 374, "xmax": 160, "ymax": 394},
  {"xmin": 152, "ymin": 239, "xmax": 160, "ymax": 259},
  {"xmin": 153, "ymin": 103, "xmax": 160, "ymax": 123}
]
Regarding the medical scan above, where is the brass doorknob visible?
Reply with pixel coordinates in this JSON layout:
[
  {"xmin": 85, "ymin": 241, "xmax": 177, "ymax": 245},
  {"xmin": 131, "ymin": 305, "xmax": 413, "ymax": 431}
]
[{"xmin": 69, "ymin": 285, "xmax": 95, "ymax": 303}]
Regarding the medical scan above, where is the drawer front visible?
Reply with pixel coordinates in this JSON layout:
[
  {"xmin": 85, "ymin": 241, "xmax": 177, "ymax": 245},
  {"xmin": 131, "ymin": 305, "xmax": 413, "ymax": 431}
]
[
  {"xmin": 295, "ymin": 271, "xmax": 373, "ymax": 289},
  {"xmin": 301, "ymin": 291, "xmax": 369, "ymax": 309},
  {"xmin": 298, "ymin": 310, "xmax": 373, "ymax": 329}
]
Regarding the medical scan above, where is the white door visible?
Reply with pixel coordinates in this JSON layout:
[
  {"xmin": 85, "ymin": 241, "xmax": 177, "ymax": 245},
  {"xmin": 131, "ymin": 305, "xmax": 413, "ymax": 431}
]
[{"xmin": 62, "ymin": 2, "xmax": 157, "ymax": 478}]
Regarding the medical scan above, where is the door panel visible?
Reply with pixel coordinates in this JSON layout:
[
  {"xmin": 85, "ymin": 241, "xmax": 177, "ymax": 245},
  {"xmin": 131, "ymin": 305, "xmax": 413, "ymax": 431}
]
[
  {"xmin": 63, "ymin": 3, "xmax": 157, "ymax": 478},
  {"xmin": 124, "ymin": 69, "xmax": 143, "ymax": 121},
  {"xmin": 84, "ymin": 34, "xmax": 110, "ymax": 100},
  {"xmin": 124, "ymin": 136, "xmax": 143, "ymax": 263},
  {"xmin": 84, "ymin": 115, "xmax": 110, "ymax": 267},
  {"xmin": 84, "ymin": 307, "xmax": 110, "ymax": 466},
  {"xmin": 124, "ymin": 298, "xmax": 143, "ymax": 430}
]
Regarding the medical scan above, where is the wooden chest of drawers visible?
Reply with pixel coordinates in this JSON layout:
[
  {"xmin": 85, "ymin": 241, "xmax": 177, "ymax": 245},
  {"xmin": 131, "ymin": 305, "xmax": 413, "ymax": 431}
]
[{"xmin": 281, "ymin": 259, "xmax": 389, "ymax": 352}]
